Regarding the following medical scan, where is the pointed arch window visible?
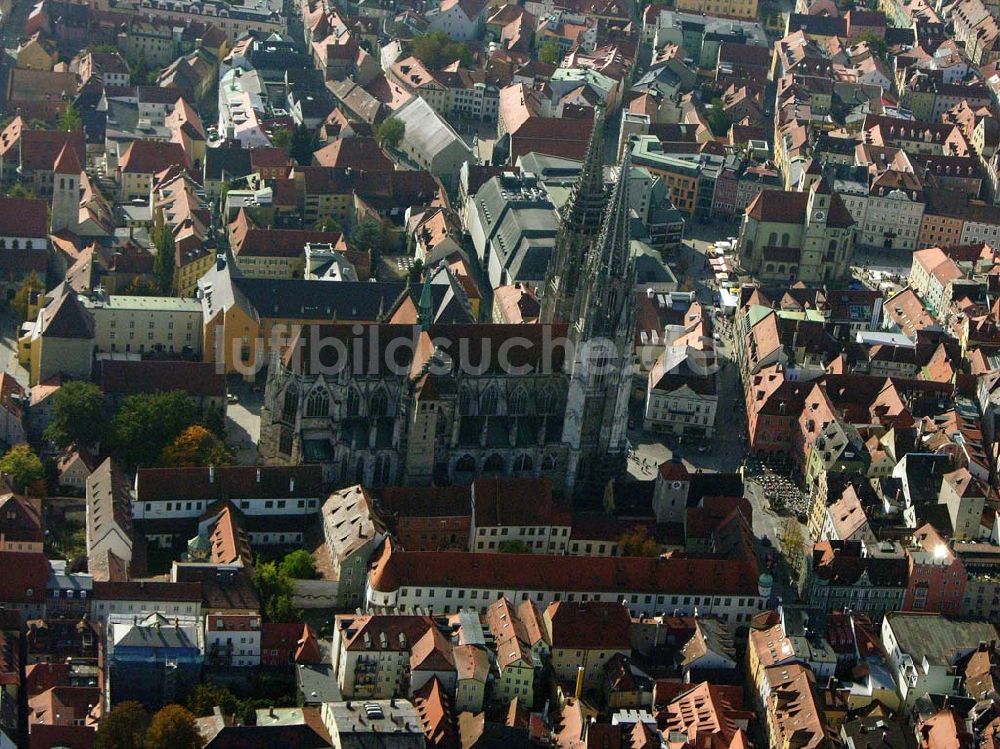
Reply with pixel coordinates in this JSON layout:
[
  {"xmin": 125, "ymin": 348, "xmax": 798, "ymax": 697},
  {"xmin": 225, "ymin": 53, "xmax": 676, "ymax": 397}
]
[
  {"xmin": 538, "ymin": 386, "xmax": 559, "ymax": 414},
  {"xmin": 282, "ymin": 384, "xmax": 298, "ymax": 422},
  {"xmin": 305, "ymin": 388, "xmax": 329, "ymax": 417},
  {"xmin": 345, "ymin": 387, "xmax": 361, "ymax": 416},
  {"xmin": 373, "ymin": 454, "xmax": 392, "ymax": 486},
  {"xmin": 459, "ymin": 387, "xmax": 473, "ymax": 415},
  {"xmin": 369, "ymin": 389, "xmax": 388, "ymax": 417},
  {"xmin": 479, "ymin": 386, "xmax": 499, "ymax": 416},
  {"xmin": 483, "ymin": 453, "xmax": 504, "ymax": 473},
  {"xmin": 509, "ymin": 387, "xmax": 528, "ymax": 414}
]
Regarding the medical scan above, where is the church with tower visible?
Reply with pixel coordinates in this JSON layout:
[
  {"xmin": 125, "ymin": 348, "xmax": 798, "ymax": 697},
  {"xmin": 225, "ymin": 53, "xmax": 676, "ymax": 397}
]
[{"xmin": 259, "ymin": 114, "xmax": 636, "ymax": 502}]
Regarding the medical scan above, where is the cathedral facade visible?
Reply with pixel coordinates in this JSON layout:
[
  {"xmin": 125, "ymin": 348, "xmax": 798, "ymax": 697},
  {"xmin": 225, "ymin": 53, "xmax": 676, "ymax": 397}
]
[{"xmin": 260, "ymin": 115, "xmax": 637, "ymax": 501}]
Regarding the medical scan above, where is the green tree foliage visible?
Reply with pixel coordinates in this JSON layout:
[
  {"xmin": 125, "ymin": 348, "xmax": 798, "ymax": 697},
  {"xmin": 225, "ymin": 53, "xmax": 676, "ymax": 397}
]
[
  {"xmin": 123, "ymin": 277, "xmax": 160, "ymax": 296},
  {"xmin": 253, "ymin": 560, "xmax": 302, "ymax": 622},
  {"xmin": 12, "ymin": 270, "xmax": 44, "ymax": 321},
  {"xmin": 95, "ymin": 701, "xmax": 150, "ymax": 749},
  {"xmin": 186, "ymin": 683, "xmax": 241, "ymax": 717},
  {"xmin": 280, "ymin": 549, "xmax": 320, "ymax": 580},
  {"xmin": 109, "ymin": 391, "xmax": 204, "ymax": 468},
  {"xmin": 538, "ymin": 40, "xmax": 563, "ymax": 65},
  {"xmin": 152, "ymin": 219, "xmax": 175, "ymax": 294},
  {"xmin": 44, "ymin": 381, "xmax": 107, "ymax": 448},
  {"xmin": 408, "ymin": 258, "xmax": 424, "ymax": 283},
  {"xmin": 0, "ymin": 444, "xmax": 45, "ymax": 494},
  {"xmin": 57, "ymin": 104, "xmax": 83, "ymax": 133},
  {"xmin": 410, "ymin": 31, "xmax": 473, "ymax": 69},
  {"xmin": 289, "ymin": 123, "xmax": 317, "ymax": 165},
  {"xmin": 145, "ymin": 705, "xmax": 200, "ymax": 749},
  {"xmin": 375, "ymin": 117, "xmax": 405, "ymax": 150},
  {"xmin": 158, "ymin": 424, "xmax": 234, "ymax": 467},
  {"xmin": 617, "ymin": 526, "xmax": 660, "ymax": 557},
  {"xmin": 6, "ymin": 184, "xmax": 31, "ymax": 199},
  {"xmin": 349, "ymin": 217, "xmax": 394, "ymax": 257},
  {"xmin": 270, "ymin": 127, "xmax": 292, "ymax": 149},
  {"xmin": 314, "ymin": 216, "xmax": 341, "ymax": 233},
  {"xmin": 705, "ymin": 98, "xmax": 732, "ymax": 138},
  {"xmin": 855, "ymin": 31, "xmax": 889, "ymax": 61}
]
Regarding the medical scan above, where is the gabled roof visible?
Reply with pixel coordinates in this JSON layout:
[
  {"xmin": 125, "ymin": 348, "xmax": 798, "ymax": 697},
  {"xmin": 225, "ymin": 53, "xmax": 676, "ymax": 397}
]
[
  {"xmin": 38, "ymin": 291, "xmax": 94, "ymax": 340},
  {"xmin": 53, "ymin": 142, "xmax": 82, "ymax": 175}
]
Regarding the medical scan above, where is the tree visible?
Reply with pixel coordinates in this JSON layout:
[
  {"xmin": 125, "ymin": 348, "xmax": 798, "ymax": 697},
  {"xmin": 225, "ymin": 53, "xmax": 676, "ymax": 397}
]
[
  {"xmin": 350, "ymin": 217, "xmax": 394, "ymax": 259},
  {"xmin": 539, "ymin": 40, "xmax": 563, "ymax": 65},
  {"xmin": 158, "ymin": 425, "xmax": 234, "ymax": 467},
  {"xmin": 280, "ymin": 549, "xmax": 320, "ymax": 579},
  {"xmin": 95, "ymin": 701, "xmax": 150, "ymax": 749},
  {"xmin": 375, "ymin": 117, "xmax": 405, "ymax": 150},
  {"xmin": 498, "ymin": 540, "xmax": 532, "ymax": 553},
  {"xmin": 855, "ymin": 31, "xmax": 889, "ymax": 61},
  {"xmin": 0, "ymin": 444, "xmax": 45, "ymax": 494},
  {"xmin": 289, "ymin": 123, "xmax": 317, "ymax": 165},
  {"xmin": 253, "ymin": 560, "xmax": 301, "ymax": 622},
  {"xmin": 12, "ymin": 270, "xmax": 44, "ymax": 321},
  {"xmin": 186, "ymin": 683, "xmax": 240, "ymax": 717},
  {"xmin": 410, "ymin": 31, "xmax": 472, "ymax": 69},
  {"xmin": 44, "ymin": 381, "xmax": 107, "ymax": 448},
  {"xmin": 780, "ymin": 518, "xmax": 805, "ymax": 584},
  {"xmin": 408, "ymin": 258, "xmax": 424, "ymax": 283},
  {"xmin": 124, "ymin": 277, "xmax": 160, "ymax": 296},
  {"xmin": 617, "ymin": 526, "xmax": 660, "ymax": 557},
  {"xmin": 57, "ymin": 104, "xmax": 83, "ymax": 133},
  {"xmin": 705, "ymin": 98, "xmax": 732, "ymax": 137},
  {"xmin": 314, "ymin": 216, "xmax": 341, "ymax": 233},
  {"xmin": 5, "ymin": 184, "xmax": 31, "ymax": 199},
  {"xmin": 270, "ymin": 127, "xmax": 292, "ymax": 149},
  {"xmin": 151, "ymin": 219, "xmax": 175, "ymax": 294},
  {"xmin": 146, "ymin": 705, "xmax": 200, "ymax": 749},
  {"xmin": 109, "ymin": 391, "xmax": 203, "ymax": 468}
]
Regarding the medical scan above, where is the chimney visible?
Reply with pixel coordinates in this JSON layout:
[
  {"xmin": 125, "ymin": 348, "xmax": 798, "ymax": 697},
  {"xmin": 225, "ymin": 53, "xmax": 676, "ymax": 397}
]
[
  {"xmin": 256, "ymin": 468, "xmax": 261, "ymax": 483},
  {"xmin": 209, "ymin": 465, "xmax": 215, "ymax": 483},
  {"xmin": 290, "ymin": 477, "xmax": 295, "ymax": 492},
  {"xmin": 574, "ymin": 665, "xmax": 584, "ymax": 699}
]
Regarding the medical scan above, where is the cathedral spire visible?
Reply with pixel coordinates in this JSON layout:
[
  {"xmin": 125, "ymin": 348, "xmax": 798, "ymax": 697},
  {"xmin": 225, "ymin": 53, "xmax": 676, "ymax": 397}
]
[
  {"xmin": 573, "ymin": 147, "xmax": 634, "ymax": 339},
  {"xmin": 540, "ymin": 108, "xmax": 608, "ymax": 324}
]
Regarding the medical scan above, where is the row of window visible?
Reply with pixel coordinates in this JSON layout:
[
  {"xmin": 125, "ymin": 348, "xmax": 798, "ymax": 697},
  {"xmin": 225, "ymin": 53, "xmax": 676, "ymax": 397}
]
[{"xmin": 396, "ymin": 587, "xmax": 755, "ymax": 609}]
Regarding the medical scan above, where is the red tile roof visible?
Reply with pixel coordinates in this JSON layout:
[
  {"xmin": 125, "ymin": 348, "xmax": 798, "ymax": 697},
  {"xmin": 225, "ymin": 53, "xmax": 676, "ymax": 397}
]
[
  {"xmin": 0, "ymin": 196, "xmax": 50, "ymax": 238},
  {"xmin": 471, "ymin": 477, "xmax": 570, "ymax": 527},
  {"xmin": 369, "ymin": 541, "xmax": 761, "ymax": 596},
  {"xmin": 100, "ymin": 360, "xmax": 225, "ymax": 398},
  {"xmin": 119, "ymin": 140, "xmax": 188, "ymax": 174},
  {"xmin": 135, "ymin": 465, "xmax": 323, "ymax": 502},
  {"xmin": 544, "ymin": 601, "xmax": 632, "ymax": 650},
  {"xmin": 0, "ymin": 551, "xmax": 49, "ymax": 604},
  {"xmin": 91, "ymin": 580, "xmax": 202, "ymax": 602},
  {"xmin": 233, "ymin": 227, "xmax": 344, "ymax": 259}
]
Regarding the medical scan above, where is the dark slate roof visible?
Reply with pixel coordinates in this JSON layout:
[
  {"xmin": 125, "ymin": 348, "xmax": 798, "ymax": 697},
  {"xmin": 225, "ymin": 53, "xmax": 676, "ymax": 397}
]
[
  {"xmin": 204, "ymin": 146, "xmax": 253, "ymax": 182},
  {"xmin": 235, "ymin": 277, "xmax": 407, "ymax": 320},
  {"xmin": 114, "ymin": 623, "xmax": 199, "ymax": 649}
]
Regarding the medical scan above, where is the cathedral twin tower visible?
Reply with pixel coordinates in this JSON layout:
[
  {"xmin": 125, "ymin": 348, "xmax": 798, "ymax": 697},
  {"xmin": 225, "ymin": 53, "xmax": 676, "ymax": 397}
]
[{"xmin": 543, "ymin": 109, "xmax": 637, "ymax": 499}]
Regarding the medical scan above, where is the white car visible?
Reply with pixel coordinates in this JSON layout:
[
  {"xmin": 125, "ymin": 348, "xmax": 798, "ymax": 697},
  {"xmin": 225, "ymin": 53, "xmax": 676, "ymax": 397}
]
[{"xmin": 226, "ymin": 393, "xmax": 239, "ymax": 404}]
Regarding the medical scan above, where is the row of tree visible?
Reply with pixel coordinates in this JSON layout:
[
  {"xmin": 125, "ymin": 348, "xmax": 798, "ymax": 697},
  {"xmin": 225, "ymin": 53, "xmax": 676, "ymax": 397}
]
[
  {"xmin": 96, "ymin": 703, "xmax": 200, "ymax": 749},
  {"xmin": 44, "ymin": 382, "xmax": 231, "ymax": 469}
]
